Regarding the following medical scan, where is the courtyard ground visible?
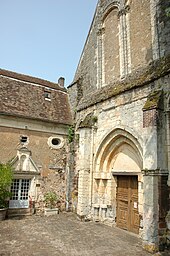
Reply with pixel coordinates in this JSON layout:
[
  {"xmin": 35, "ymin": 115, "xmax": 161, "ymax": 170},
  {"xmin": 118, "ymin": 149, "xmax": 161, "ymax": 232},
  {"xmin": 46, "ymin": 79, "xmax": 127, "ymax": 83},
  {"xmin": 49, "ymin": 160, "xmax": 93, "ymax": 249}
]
[{"xmin": 0, "ymin": 212, "xmax": 169, "ymax": 256}]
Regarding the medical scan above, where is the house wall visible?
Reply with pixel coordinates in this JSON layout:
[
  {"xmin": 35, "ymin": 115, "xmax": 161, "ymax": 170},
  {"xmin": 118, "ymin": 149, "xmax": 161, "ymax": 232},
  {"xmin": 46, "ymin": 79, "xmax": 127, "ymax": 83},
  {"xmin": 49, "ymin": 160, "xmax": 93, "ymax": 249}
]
[
  {"xmin": 0, "ymin": 117, "xmax": 69, "ymax": 213},
  {"xmin": 0, "ymin": 69, "xmax": 72, "ymax": 214}
]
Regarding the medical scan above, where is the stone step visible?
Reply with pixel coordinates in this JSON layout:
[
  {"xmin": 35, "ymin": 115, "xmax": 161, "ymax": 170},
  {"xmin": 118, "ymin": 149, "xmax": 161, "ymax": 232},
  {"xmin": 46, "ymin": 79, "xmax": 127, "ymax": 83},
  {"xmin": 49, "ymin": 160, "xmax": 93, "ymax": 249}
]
[{"xmin": 7, "ymin": 208, "xmax": 34, "ymax": 218}]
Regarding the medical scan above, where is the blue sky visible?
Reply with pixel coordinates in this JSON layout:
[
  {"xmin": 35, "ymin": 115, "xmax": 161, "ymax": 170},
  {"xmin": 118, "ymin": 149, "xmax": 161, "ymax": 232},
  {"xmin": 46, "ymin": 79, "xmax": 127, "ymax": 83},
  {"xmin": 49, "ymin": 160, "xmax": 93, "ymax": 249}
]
[{"xmin": 0, "ymin": 1, "xmax": 98, "ymax": 86}]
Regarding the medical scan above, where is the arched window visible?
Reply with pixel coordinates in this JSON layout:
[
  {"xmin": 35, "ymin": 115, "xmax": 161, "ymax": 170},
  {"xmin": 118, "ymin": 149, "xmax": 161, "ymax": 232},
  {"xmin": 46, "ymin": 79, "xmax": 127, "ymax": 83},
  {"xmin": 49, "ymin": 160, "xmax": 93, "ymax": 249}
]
[
  {"xmin": 96, "ymin": 2, "xmax": 131, "ymax": 88},
  {"xmin": 103, "ymin": 7, "xmax": 120, "ymax": 84}
]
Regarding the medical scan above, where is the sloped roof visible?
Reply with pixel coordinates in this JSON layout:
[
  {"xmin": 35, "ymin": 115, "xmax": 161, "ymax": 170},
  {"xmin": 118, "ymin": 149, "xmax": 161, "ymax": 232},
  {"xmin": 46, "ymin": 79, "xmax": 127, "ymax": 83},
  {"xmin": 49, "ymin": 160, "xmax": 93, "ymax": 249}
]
[
  {"xmin": 0, "ymin": 69, "xmax": 65, "ymax": 91},
  {"xmin": 0, "ymin": 69, "xmax": 72, "ymax": 125}
]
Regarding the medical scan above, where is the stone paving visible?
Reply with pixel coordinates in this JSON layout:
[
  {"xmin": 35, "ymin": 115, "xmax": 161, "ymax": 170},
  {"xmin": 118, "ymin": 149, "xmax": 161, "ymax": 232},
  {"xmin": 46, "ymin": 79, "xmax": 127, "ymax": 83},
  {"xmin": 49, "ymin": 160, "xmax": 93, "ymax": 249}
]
[{"xmin": 0, "ymin": 212, "xmax": 169, "ymax": 256}]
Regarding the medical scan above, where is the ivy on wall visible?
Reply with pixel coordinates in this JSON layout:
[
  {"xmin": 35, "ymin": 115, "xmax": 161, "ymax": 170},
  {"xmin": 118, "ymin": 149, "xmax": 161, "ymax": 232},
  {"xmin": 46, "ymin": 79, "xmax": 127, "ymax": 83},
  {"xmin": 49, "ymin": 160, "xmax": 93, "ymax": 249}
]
[{"xmin": 68, "ymin": 126, "xmax": 75, "ymax": 143}]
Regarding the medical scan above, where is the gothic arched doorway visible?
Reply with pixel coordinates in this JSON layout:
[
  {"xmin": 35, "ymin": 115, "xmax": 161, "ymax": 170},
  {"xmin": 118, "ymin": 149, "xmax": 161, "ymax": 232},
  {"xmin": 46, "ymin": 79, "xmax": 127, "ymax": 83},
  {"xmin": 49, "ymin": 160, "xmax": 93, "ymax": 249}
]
[{"xmin": 93, "ymin": 128, "xmax": 143, "ymax": 234}]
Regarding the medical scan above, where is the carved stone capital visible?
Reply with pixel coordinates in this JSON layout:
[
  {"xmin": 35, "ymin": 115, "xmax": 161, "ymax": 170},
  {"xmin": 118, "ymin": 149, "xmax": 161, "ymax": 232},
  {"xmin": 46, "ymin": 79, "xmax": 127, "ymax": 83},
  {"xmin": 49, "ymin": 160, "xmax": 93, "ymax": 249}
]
[
  {"xmin": 118, "ymin": 5, "xmax": 130, "ymax": 17},
  {"xmin": 97, "ymin": 27, "xmax": 105, "ymax": 36}
]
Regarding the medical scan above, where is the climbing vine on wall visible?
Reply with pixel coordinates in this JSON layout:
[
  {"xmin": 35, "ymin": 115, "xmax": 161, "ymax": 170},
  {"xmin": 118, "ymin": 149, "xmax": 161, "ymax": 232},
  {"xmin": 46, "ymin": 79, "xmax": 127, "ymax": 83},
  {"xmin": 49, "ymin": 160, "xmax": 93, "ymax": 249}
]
[
  {"xmin": 166, "ymin": 7, "xmax": 170, "ymax": 17},
  {"xmin": 68, "ymin": 126, "xmax": 75, "ymax": 143}
]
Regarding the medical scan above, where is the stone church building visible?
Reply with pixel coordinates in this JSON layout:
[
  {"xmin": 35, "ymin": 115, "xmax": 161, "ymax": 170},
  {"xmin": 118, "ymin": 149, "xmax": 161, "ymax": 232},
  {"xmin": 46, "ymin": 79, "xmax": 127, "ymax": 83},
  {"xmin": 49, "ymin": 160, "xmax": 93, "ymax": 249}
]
[
  {"xmin": 68, "ymin": 0, "xmax": 170, "ymax": 253},
  {"xmin": 0, "ymin": 0, "xmax": 170, "ymax": 253}
]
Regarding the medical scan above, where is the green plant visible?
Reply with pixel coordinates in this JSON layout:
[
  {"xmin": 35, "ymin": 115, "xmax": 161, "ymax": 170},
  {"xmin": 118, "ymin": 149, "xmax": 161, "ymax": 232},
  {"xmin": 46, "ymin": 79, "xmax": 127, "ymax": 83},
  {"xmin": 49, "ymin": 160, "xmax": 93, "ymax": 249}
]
[
  {"xmin": 44, "ymin": 191, "xmax": 59, "ymax": 209},
  {"xmin": 166, "ymin": 7, "xmax": 170, "ymax": 17},
  {"xmin": 92, "ymin": 116, "xmax": 98, "ymax": 123},
  {"xmin": 68, "ymin": 126, "xmax": 75, "ymax": 143},
  {"xmin": 0, "ymin": 163, "xmax": 13, "ymax": 208}
]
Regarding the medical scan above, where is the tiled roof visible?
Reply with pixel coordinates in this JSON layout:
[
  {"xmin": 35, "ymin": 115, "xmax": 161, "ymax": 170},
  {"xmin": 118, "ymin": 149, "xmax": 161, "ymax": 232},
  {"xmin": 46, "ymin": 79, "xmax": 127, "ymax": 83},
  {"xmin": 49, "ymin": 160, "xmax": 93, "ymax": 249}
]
[
  {"xmin": 0, "ymin": 69, "xmax": 66, "ymax": 91},
  {"xmin": 0, "ymin": 69, "xmax": 72, "ymax": 125}
]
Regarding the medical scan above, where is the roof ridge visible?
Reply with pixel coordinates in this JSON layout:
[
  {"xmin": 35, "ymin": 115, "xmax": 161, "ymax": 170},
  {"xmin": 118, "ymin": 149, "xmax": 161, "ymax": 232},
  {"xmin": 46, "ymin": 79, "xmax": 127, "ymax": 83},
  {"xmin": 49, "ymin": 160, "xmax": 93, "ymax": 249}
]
[{"xmin": 0, "ymin": 68, "xmax": 66, "ymax": 92}]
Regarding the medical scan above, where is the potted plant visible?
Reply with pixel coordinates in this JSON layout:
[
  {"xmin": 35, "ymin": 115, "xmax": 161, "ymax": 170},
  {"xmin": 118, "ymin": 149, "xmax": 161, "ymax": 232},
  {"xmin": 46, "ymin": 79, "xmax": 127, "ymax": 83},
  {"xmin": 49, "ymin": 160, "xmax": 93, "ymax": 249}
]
[
  {"xmin": 44, "ymin": 191, "xmax": 60, "ymax": 216},
  {"xmin": 0, "ymin": 163, "xmax": 13, "ymax": 220}
]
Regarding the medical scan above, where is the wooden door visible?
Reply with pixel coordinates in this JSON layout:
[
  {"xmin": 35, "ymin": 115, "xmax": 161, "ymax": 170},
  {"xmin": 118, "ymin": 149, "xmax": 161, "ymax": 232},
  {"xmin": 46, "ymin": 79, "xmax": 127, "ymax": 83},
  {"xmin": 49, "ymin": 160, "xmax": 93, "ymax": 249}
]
[{"xmin": 116, "ymin": 176, "xmax": 139, "ymax": 234}]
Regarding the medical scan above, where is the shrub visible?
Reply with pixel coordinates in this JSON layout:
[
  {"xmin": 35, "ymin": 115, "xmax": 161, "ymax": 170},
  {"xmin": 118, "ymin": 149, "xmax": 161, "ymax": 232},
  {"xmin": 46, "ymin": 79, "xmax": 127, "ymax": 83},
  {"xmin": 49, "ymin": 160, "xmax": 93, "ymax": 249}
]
[
  {"xmin": 44, "ymin": 191, "xmax": 59, "ymax": 209},
  {"xmin": 0, "ymin": 163, "xmax": 13, "ymax": 208}
]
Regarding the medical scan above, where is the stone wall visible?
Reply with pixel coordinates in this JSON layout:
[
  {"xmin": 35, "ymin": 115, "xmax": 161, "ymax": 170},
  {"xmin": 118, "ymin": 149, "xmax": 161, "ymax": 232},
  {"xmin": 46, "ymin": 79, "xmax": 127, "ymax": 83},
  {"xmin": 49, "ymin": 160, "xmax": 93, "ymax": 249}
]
[
  {"xmin": 0, "ymin": 126, "xmax": 67, "ymax": 176},
  {"xmin": 103, "ymin": 8, "xmax": 120, "ymax": 83},
  {"xmin": 130, "ymin": 0, "xmax": 152, "ymax": 70},
  {"xmin": 157, "ymin": 0, "xmax": 170, "ymax": 57},
  {"xmin": 0, "ymin": 117, "xmax": 70, "ymax": 213}
]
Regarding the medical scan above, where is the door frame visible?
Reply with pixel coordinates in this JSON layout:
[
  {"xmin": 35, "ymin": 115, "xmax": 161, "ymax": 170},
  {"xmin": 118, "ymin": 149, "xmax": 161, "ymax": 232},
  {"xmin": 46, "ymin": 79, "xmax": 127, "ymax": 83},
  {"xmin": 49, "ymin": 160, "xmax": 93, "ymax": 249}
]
[{"xmin": 116, "ymin": 175, "xmax": 139, "ymax": 234}]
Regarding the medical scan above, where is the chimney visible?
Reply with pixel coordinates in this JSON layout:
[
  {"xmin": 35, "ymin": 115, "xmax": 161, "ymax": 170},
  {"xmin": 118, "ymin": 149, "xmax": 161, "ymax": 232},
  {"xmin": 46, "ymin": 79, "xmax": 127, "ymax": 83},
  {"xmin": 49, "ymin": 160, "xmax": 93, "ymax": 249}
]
[{"xmin": 58, "ymin": 77, "xmax": 65, "ymax": 87}]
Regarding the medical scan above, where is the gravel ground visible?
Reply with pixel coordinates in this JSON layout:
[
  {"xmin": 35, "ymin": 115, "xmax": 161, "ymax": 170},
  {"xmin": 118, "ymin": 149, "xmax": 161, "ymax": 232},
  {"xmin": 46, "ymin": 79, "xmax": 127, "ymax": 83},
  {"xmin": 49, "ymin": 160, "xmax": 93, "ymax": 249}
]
[{"xmin": 0, "ymin": 212, "xmax": 169, "ymax": 256}]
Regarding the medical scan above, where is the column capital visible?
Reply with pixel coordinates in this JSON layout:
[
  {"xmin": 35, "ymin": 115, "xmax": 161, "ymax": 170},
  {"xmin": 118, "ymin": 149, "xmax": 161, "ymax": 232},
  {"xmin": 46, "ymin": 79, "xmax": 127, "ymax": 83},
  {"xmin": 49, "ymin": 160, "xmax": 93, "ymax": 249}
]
[
  {"xmin": 78, "ymin": 169, "xmax": 90, "ymax": 174},
  {"xmin": 97, "ymin": 27, "xmax": 105, "ymax": 36},
  {"xmin": 142, "ymin": 169, "xmax": 169, "ymax": 176},
  {"xmin": 118, "ymin": 5, "xmax": 130, "ymax": 17}
]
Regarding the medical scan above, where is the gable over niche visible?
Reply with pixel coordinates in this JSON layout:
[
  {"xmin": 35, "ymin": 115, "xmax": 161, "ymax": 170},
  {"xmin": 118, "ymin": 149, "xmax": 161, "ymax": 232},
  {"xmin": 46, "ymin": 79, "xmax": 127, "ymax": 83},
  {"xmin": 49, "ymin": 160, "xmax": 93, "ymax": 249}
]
[{"xmin": 11, "ymin": 147, "xmax": 40, "ymax": 174}]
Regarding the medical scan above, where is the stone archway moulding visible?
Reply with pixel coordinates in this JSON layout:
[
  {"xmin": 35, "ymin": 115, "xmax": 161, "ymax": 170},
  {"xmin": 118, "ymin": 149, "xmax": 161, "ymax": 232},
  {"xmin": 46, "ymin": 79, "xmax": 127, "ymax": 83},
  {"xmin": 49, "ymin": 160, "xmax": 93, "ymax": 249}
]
[{"xmin": 93, "ymin": 127, "xmax": 143, "ymax": 173}]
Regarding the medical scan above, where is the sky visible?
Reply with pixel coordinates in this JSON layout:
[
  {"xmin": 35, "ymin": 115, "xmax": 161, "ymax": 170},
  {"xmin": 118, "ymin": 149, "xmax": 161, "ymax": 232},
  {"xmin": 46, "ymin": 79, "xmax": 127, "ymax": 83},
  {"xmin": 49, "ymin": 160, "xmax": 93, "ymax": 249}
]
[{"xmin": 0, "ymin": 0, "xmax": 98, "ymax": 86}]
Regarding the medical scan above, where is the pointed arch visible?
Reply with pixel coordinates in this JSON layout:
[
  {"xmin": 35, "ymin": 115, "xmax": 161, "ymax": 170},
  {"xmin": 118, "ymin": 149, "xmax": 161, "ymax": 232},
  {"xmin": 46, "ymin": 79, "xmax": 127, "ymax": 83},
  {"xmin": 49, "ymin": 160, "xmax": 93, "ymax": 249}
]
[{"xmin": 94, "ymin": 128, "xmax": 143, "ymax": 173}]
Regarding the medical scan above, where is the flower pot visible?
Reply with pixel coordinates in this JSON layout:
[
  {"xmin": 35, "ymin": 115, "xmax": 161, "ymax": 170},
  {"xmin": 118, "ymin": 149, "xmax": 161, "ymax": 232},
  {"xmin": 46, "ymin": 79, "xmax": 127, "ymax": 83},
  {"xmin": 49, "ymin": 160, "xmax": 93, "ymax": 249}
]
[
  {"xmin": 0, "ymin": 208, "xmax": 7, "ymax": 220},
  {"xmin": 44, "ymin": 208, "xmax": 59, "ymax": 217}
]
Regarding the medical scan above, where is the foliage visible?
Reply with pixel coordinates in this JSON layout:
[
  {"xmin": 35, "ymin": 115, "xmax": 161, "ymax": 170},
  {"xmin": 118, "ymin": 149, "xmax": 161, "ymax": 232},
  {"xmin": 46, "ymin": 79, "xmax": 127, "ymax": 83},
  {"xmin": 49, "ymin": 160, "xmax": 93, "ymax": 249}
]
[
  {"xmin": 92, "ymin": 116, "xmax": 98, "ymax": 123},
  {"xmin": 44, "ymin": 191, "xmax": 59, "ymax": 209},
  {"xmin": 68, "ymin": 126, "xmax": 75, "ymax": 143},
  {"xmin": 166, "ymin": 7, "xmax": 170, "ymax": 17},
  {"xmin": 0, "ymin": 163, "xmax": 13, "ymax": 208}
]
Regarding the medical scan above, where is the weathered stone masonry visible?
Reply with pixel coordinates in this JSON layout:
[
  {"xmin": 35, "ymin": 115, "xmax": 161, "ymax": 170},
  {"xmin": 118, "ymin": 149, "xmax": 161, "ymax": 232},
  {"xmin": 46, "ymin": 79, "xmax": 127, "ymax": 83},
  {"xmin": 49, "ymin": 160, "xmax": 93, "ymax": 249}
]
[
  {"xmin": 68, "ymin": 0, "xmax": 170, "ymax": 253},
  {"xmin": 0, "ymin": 0, "xmax": 170, "ymax": 254}
]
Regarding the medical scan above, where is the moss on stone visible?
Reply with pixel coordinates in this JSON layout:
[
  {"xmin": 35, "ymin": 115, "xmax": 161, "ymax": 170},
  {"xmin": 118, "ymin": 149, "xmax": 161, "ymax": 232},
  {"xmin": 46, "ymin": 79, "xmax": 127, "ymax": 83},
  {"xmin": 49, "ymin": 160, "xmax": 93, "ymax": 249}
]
[
  {"xmin": 77, "ymin": 55, "xmax": 170, "ymax": 111},
  {"xmin": 143, "ymin": 244, "xmax": 159, "ymax": 253},
  {"xmin": 79, "ymin": 113, "xmax": 97, "ymax": 128},
  {"xmin": 143, "ymin": 90, "xmax": 163, "ymax": 110}
]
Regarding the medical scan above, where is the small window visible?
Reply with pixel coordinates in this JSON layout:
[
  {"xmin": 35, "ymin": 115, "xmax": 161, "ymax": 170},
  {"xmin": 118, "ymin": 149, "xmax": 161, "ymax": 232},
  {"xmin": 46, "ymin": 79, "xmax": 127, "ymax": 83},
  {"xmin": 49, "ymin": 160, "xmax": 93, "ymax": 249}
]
[
  {"xmin": 51, "ymin": 138, "xmax": 61, "ymax": 146},
  {"xmin": 20, "ymin": 135, "xmax": 28, "ymax": 144},
  {"xmin": 47, "ymin": 136, "xmax": 64, "ymax": 149},
  {"xmin": 44, "ymin": 91, "xmax": 51, "ymax": 101}
]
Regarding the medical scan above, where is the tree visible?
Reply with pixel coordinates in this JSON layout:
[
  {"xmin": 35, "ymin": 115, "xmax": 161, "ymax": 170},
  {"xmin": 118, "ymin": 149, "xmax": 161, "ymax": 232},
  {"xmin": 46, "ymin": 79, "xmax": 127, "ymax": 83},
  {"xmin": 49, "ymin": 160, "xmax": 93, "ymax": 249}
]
[{"xmin": 0, "ymin": 163, "xmax": 13, "ymax": 208}]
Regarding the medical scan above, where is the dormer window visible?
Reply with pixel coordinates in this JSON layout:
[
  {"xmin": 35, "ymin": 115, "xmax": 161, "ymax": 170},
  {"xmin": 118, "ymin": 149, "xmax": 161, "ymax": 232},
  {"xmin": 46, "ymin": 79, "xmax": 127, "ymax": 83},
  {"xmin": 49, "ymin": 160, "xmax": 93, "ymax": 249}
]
[
  {"xmin": 44, "ymin": 91, "xmax": 51, "ymax": 101},
  {"xmin": 20, "ymin": 135, "xmax": 28, "ymax": 144}
]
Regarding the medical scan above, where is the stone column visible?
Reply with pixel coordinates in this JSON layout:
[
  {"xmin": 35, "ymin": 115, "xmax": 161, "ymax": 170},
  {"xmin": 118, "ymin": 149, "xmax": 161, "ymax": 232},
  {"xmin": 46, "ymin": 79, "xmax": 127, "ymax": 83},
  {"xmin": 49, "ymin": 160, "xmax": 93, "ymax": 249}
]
[
  {"xmin": 142, "ymin": 109, "xmax": 159, "ymax": 252},
  {"xmin": 150, "ymin": 0, "xmax": 160, "ymax": 60},
  {"xmin": 118, "ymin": 5, "xmax": 131, "ymax": 78},
  {"xmin": 165, "ymin": 109, "xmax": 170, "ymax": 245},
  {"xmin": 142, "ymin": 171, "xmax": 159, "ymax": 253},
  {"xmin": 77, "ymin": 128, "xmax": 92, "ymax": 217},
  {"xmin": 166, "ymin": 110, "xmax": 170, "ymax": 186},
  {"xmin": 97, "ymin": 27, "xmax": 105, "ymax": 88}
]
